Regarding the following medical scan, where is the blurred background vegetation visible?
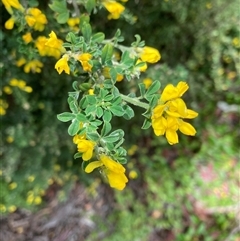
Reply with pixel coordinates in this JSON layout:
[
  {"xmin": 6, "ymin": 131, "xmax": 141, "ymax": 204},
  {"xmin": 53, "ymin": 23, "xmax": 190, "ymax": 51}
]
[{"xmin": 1, "ymin": 0, "xmax": 239, "ymax": 240}]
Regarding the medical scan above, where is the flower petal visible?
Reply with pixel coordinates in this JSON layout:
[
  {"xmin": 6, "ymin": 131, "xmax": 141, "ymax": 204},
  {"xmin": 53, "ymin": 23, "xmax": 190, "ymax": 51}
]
[
  {"xmin": 176, "ymin": 81, "xmax": 189, "ymax": 97},
  {"xmin": 178, "ymin": 120, "xmax": 197, "ymax": 136},
  {"xmin": 166, "ymin": 129, "xmax": 179, "ymax": 145},
  {"xmin": 107, "ymin": 171, "xmax": 128, "ymax": 190},
  {"xmin": 85, "ymin": 161, "xmax": 103, "ymax": 173},
  {"xmin": 186, "ymin": 109, "xmax": 198, "ymax": 119}
]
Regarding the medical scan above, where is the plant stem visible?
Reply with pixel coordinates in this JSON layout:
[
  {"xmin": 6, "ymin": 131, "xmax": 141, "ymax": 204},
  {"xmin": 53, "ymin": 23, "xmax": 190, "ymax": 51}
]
[{"xmin": 120, "ymin": 94, "xmax": 149, "ymax": 110}]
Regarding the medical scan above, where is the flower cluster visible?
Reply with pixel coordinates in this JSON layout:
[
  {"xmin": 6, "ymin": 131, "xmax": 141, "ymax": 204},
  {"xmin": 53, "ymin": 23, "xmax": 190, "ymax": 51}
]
[
  {"xmin": 151, "ymin": 82, "xmax": 198, "ymax": 145},
  {"xmin": 25, "ymin": 8, "xmax": 48, "ymax": 31},
  {"xmin": 16, "ymin": 58, "xmax": 43, "ymax": 73},
  {"xmin": 73, "ymin": 134, "xmax": 128, "ymax": 190},
  {"xmin": 5, "ymin": 78, "xmax": 33, "ymax": 93}
]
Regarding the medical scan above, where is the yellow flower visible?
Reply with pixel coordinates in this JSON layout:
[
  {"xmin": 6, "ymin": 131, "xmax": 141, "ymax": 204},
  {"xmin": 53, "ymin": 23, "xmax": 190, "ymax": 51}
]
[
  {"xmin": 27, "ymin": 175, "xmax": 35, "ymax": 182},
  {"xmin": 3, "ymin": 86, "xmax": 12, "ymax": 94},
  {"xmin": 25, "ymin": 8, "xmax": 47, "ymax": 31},
  {"xmin": 5, "ymin": 17, "xmax": 15, "ymax": 29},
  {"xmin": 140, "ymin": 46, "xmax": 161, "ymax": 63},
  {"xmin": 160, "ymin": 81, "xmax": 188, "ymax": 102},
  {"xmin": 23, "ymin": 60, "xmax": 43, "ymax": 73},
  {"xmin": 151, "ymin": 82, "xmax": 198, "ymax": 145},
  {"xmin": 103, "ymin": 1, "xmax": 125, "ymax": 20},
  {"xmin": 88, "ymin": 89, "xmax": 94, "ymax": 95},
  {"xmin": 22, "ymin": 86, "xmax": 33, "ymax": 93},
  {"xmin": 67, "ymin": 17, "xmax": 80, "ymax": 31},
  {"xmin": 8, "ymin": 205, "xmax": 17, "ymax": 213},
  {"xmin": 55, "ymin": 55, "xmax": 70, "ymax": 74},
  {"xmin": 73, "ymin": 136, "xmax": 95, "ymax": 161},
  {"xmin": 16, "ymin": 57, "xmax": 27, "ymax": 67},
  {"xmin": 34, "ymin": 196, "xmax": 42, "ymax": 205},
  {"xmin": 232, "ymin": 37, "xmax": 240, "ymax": 48},
  {"xmin": 0, "ymin": 107, "xmax": 6, "ymax": 115},
  {"xmin": 85, "ymin": 155, "xmax": 128, "ymax": 190},
  {"xmin": 22, "ymin": 32, "xmax": 33, "ymax": 44},
  {"xmin": 35, "ymin": 36, "xmax": 62, "ymax": 59},
  {"xmin": 0, "ymin": 204, "xmax": 6, "ymax": 213},
  {"xmin": 9, "ymin": 182, "xmax": 17, "ymax": 190},
  {"xmin": 129, "ymin": 170, "xmax": 138, "ymax": 179},
  {"xmin": 45, "ymin": 31, "xmax": 63, "ymax": 50},
  {"xmin": 78, "ymin": 53, "xmax": 92, "ymax": 72},
  {"xmin": 6, "ymin": 136, "xmax": 14, "ymax": 143},
  {"xmin": 2, "ymin": 0, "xmax": 24, "ymax": 14},
  {"xmin": 143, "ymin": 78, "xmax": 153, "ymax": 89}
]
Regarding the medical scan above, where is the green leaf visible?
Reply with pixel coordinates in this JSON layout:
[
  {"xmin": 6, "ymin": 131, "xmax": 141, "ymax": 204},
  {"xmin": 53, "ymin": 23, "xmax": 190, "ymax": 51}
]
[
  {"xmin": 79, "ymin": 96, "xmax": 88, "ymax": 109},
  {"xmin": 72, "ymin": 81, "xmax": 79, "ymax": 91},
  {"xmin": 74, "ymin": 152, "xmax": 82, "ymax": 159},
  {"xmin": 101, "ymin": 44, "xmax": 113, "ymax": 64},
  {"xmin": 82, "ymin": 23, "xmax": 92, "ymax": 43},
  {"xmin": 68, "ymin": 119, "xmax": 80, "ymax": 136},
  {"xmin": 96, "ymin": 106, "xmax": 103, "ymax": 118},
  {"xmin": 91, "ymin": 32, "xmax": 105, "ymax": 43},
  {"xmin": 86, "ymin": 95, "xmax": 97, "ymax": 105},
  {"xmin": 109, "ymin": 67, "xmax": 117, "ymax": 82},
  {"xmin": 85, "ymin": 0, "xmax": 96, "ymax": 13},
  {"xmin": 86, "ymin": 132, "xmax": 99, "ymax": 142},
  {"xmin": 123, "ymin": 105, "xmax": 134, "ymax": 120},
  {"xmin": 85, "ymin": 105, "xmax": 97, "ymax": 116},
  {"xmin": 99, "ymin": 88, "xmax": 108, "ymax": 99},
  {"xmin": 103, "ymin": 110, "xmax": 112, "ymax": 122},
  {"xmin": 120, "ymin": 51, "xmax": 135, "ymax": 67},
  {"xmin": 118, "ymin": 157, "xmax": 127, "ymax": 164},
  {"xmin": 79, "ymin": 14, "xmax": 90, "ymax": 31},
  {"xmin": 103, "ymin": 80, "xmax": 113, "ymax": 89},
  {"xmin": 57, "ymin": 112, "xmax": 76, "ymax": 122},
  {"xmin": 112, "ymin": 96, "xmax": 122, "ymax": 105},
  {"xmin": 102, "ymin": 129, "xmax": 123, "ymax": 143},
  {"xmin": 145, "ymin": 80, "xmax": 161, "ymax": 97},
  {"xmin": 104, "ymin": 94, "xmax": 114, "ymax": 102},
  {"xmin": 66, "ymin": 32, "xmax": 76, "ymax": 43},
  {"xmin": 149, "ymin": 94, "xmax": 159, "ymax": 108},
  {"xmin": 141, "ymin": 119, "xmax": 152, "ymax": 130},
  {"xmin": 57, "ymin": 11, "xmax": 69, "ymax": 24},
  {"xmin": 49, "ymin": 0, "xmax": 66, "ymax": 12},
  {"xmin": 138, "ymin": 83, "xmax": 146, "ymax": 97},
  {"xmin": 76, "ymin": 113, "xmax": 87, "ymax": 122},
  {"xmin": 90, "ymin": 120, "xmax": 102, "ymax": 127},
  {"xmin": 110, "ymin": 105, "xmax": 124, "ymax": 116},
  {"xmin": 69, "ymin": 101, "xmax": 79, "ymax": 114},
  {"xmin": 101, "ymin": 122, "xmax": 112, "ymax": 136}
]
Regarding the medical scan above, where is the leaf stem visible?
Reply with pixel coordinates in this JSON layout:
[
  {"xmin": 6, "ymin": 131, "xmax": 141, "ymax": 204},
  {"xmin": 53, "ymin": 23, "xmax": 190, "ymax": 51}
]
[{"xmin": 120, "ymin": 94, "xmax": 149, "ymax": 110}]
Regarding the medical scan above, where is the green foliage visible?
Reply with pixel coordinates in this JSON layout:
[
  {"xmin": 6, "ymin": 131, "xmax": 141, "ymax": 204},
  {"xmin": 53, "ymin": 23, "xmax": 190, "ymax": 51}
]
[{"xmin": 1, "ymin": 0, "xmax": 239, "ymax": 239}]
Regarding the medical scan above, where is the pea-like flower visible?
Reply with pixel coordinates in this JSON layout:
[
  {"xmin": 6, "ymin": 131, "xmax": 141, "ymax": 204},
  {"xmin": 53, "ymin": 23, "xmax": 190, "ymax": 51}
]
[
  {"xmin": 103, "ymin": 1, "xmax": 125, "ymax": 20},
  {"xmin": 35, "ymin": 36, "xmax": 62, "ymax": 59},
  {"xmin": 78, "ymin": 53, "xmax": 92, "ymax": 72},
  {"xmin": 45, "ymin": 31, "xmax": 63, "ymax": 51},
  {"xmin": 2, "ymin": 0, "xmax": 24, "ymax": 14},
  {"xmin": 4, "ymin": 17, "xmax": 15, "ymax": 30},
  {"xmin": 151, "ymin": 81, "xmax": 198, "ymax": 145},
  {"xmin": 22, "ymin": 32, "xmax": 33, "ymax": 44},
  {"xmin": 25, "ymin": 8, "xmax": 47, "ymax": 31},
  {"xmin": 85, "ymin": 155, "xmax": 128, "ymax": 190},
  {"xmin": 55, "ymin": 55, "xmax": 70, "ymax": 75},
  {"xmin": 73, "ymin": 135, "xmax": 95, "ymax": 161},
  {"xmin": 140, "ymin": 46, "xmax": 161, "ymax": 64}
]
